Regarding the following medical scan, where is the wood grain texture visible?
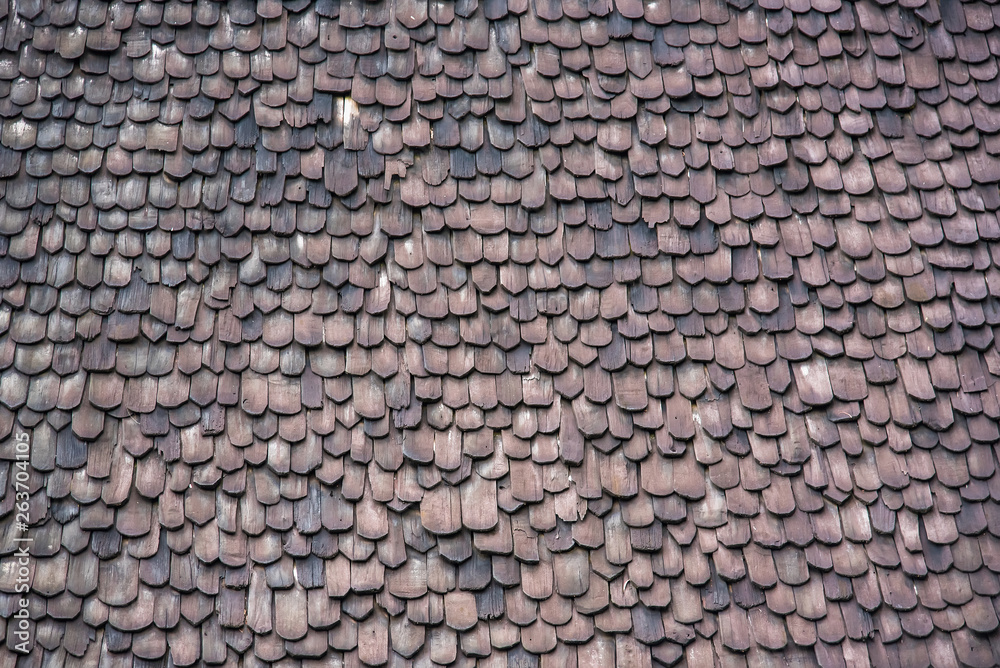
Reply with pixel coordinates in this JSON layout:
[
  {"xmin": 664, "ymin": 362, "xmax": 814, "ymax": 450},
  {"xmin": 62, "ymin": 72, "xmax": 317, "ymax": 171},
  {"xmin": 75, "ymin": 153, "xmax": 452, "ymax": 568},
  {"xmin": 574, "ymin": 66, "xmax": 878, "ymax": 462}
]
[{"xmin": 2, "ymin": 0, "xmax": 1000, "ymax": 665}]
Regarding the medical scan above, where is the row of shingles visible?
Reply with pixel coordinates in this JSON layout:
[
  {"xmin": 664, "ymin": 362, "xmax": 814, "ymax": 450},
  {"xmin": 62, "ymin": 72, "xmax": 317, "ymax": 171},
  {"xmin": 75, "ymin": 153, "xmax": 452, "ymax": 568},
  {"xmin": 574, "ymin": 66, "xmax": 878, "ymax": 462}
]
[
  {"xmin": 19, "ymin": 117, "xmax": 600, "ymax": 668},
  {"xmin": 300, "ymin": 0, "xmax": 760, "ymax": 227},
  {"xmin": 242, "ymin": 460, "xmax": 590, "ymax": 668},
  {"xmin": 152, "ymin": 122, "xmax": 532, "ymax": 668},
  {"xmin": 688, "ymin": 2, "xmax": 1000, "ymax": 664},
  {"xmin": 4, "ymin": 0, "xmax": 317, "ymax": 242},
  {"xmin": 0, "ymin": 181, "xmax": 99, "ymax": 668},
  {"xmin": 37, "ymin": 0, "xmax": 338, "ymax": 659},
  {"xmin": 390, "ymin": 0, "xmax": 860, "ymax": 448},
  {"xmin": 851, "ymin": 5, "xmax": 1000, "ymax": 660},
  {"xmin": 0, "ymin": 1, "xmax": 796, "ymax": 668},
  {"xmin": 616, "ymin": 388, "xmax": 913, "ymax": 668},
  {"xmin": 764, "ymin": 300, "xmax": 1000, "ymax": 660},
  {"xmin": 720, "ymin": 112, "xmax": 868, "ymax": 648},
  {"xmin": 752, "ymin": 56, "xmax": 992, "ymax": 668},
  {"xmin": 5, "ymin": 0, "xmax": 212, "ymax": 234},
  {"xmin": 125, "ymin": 0, "xmax": 784, "ymax": 302},
  {"xmin": 792, "ymin": 2, "xmax": 1000, "ymax": 664},
  {"xmin": 422, "ymin": 137, "xmax": 787, "ymax": 668},
  {"xmin": 13, "ymin": 0, "xmax": 1000, "ymax": 664},
  {"xmin": 1, "ymin": 194, "xmax": 168, "ymax": 668},
  {"xmin": 21, "ymin": 2, "xmax": 664, "ymax": 664},
  {"xmin": 0, "ymin": 33, "xmax": 268, "ymax": 657},
  {"xmin": 223, "ymin": 0, "xmax": 1000, "ymax": 248},
  {"xmin": 346, "ymin": 180, "xmax": 688, "ymax": 664},
  {"xmin": 1, "ymin": 19, "xmax": 812, "ymax": 668},
  {"xmin": 490, "ymin": 99, "xmax": 796, "ymax": 668},
  {"xmin": 3, "ymin": 70, "xmax": 772, "ymax": 668},
  {"xmin": 0, "ymin": 10, "xmax": 244, "ymax": 596},
  {"xmin": 131, "ymin": 9, "xmax": 1000, "ymax": 668},
  {"xmin": 278, "ymin": 197, "xmax": 732, "ymax": 664},
  {"xmin": 0, "ymin": 0, "xmax": 976, "ymax": 245}
]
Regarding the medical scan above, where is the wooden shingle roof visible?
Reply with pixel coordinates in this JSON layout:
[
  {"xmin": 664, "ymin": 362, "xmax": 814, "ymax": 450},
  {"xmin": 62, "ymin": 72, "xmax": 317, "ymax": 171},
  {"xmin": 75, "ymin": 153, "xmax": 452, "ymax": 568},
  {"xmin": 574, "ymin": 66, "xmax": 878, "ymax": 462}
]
[{"xmin": 2, "ymin": 0, "xmax": 1000, "ymax": 665}]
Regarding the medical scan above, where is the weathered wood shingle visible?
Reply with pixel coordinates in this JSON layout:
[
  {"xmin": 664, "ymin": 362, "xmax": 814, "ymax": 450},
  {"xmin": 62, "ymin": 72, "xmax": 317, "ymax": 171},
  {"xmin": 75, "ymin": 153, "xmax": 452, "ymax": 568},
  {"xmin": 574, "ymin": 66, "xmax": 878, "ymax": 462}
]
[{"xmin": 3, "ymin": 0, "xmax": 1000, "ymax": 665}]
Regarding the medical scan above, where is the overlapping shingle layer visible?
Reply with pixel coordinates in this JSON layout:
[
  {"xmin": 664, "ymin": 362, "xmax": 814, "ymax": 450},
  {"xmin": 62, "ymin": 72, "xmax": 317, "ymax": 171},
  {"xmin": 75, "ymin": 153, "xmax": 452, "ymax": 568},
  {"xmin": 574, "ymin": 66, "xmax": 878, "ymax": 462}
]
[{"xmin": 2, "ymin": 0, "xmax": 1000, "ymax": 665}]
